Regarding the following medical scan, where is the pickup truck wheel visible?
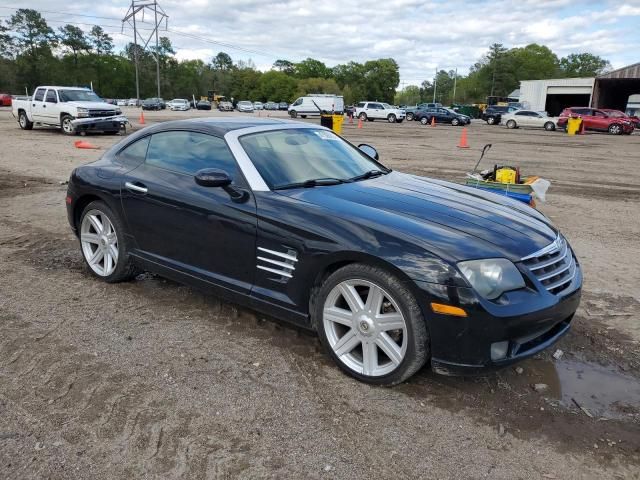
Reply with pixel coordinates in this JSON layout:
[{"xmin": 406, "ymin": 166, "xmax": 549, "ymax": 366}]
[
  {"xmin": 301, "ymin": 115, "xmax": 307, "ymax": 119},
  {"xmin": 487, "ymin": 116, "xmax": 496, "ymax": 125},
  {"xmin": 419, "ymin": 116, "xmax": 429, "ymax": 125},
  {"xmin": 387, "ymin": 114, "xmax": 397, "ymax": 123},
  {"xmin": 608, "ymin": 124, "xmax": 623, "ymax": 135},
  {"xmin": 18, "ymin": 111, "xmax": 33, "ymax": 130},
  {"xmin": 406, "ymin": 112, "xmax": 414, "ymax": 121},
  {"xmin": 313, "ymin": 263, "xmax": 429, "ymax": 385},
  {"xmin": 61, "ymin": 114, "xmax": 75, "ymax": 135},
  {"xmin": 359, "ymin": 113, "xmax": 367, "ymax": 121},
  {"xmin": 506, "ymin": 119, "xmax": 517, "ymax": 129},
  {"xmin": 289, "ymin": 110, "xmax": 297, "ymax": 118},
  {"xmin": 451, "ymin": 118, "xmax": 460, "ymax": 126},
  {"xmin": 544, "ymin": 122, "xmax": 555, "ymax": 131}
]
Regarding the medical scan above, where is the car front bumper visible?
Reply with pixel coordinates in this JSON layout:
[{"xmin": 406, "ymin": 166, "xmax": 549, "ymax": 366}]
[{"xmin": 415, "ymin": 265, "xmax": 582, "ymax": 375}]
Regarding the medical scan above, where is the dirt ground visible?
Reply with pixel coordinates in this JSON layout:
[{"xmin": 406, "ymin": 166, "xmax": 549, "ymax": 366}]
[{"xmin": 1, "ymin": 106, "xmax": 639, "ymax": 479}]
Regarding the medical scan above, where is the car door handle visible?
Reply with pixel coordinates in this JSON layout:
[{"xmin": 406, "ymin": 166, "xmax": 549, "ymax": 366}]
[{"xmin": 125, "ymin": 181, "xmax": 148, "ymax": 194}]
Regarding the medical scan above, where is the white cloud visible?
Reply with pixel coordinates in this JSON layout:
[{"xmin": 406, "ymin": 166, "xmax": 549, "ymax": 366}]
[{"xmin": 6, "ymin": 0, "xmax": 640, "ymax": 84}]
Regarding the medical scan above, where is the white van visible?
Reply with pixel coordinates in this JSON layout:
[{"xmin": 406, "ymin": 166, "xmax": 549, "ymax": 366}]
[{"xmin": 288, "ymin": 94, "xmax": 344, "ymax": 118}]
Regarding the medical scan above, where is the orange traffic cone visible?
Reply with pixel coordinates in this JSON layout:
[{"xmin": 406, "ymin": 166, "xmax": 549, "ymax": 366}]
[
  {"xmin": 431, "ymin": 116, "xmax": 436, "ymax": 127},
  {"xmin": 74, "ymin": 140, "xmax": 99, "ymax": 149},
  {"xmin": 457, "ymin": 128, "xmax": 470, "ymax": 149},
  {"xmin": 139, "ymin": 111, "xmax": 145, "ymax": 125},
  {"xmin": 357, "ymin": 118, "xmax": 363, "ymax": 129}
]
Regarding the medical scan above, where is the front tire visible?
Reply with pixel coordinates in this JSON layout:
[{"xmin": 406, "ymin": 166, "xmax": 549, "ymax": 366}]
[
  {"xmin": 79, "ymin": 201, "xmax": 139, "ymax": 283},
  {"xmin": 289, "ymin": 110, "xmax": 297, "ymax": 118},
  {"xmin": 313, "ymin": 263, "xmax": 429, "ymax": 385},
  {"xmin": 544, "ymin": 122, "xmax": 555, "ymax": 131},
  {"xmin": 420, "ymin": 116, "xmax": 429, "ymax": 125},
  {"xmin": 387, "ymin": 114, "xmax": 397, "ymax": 123},
  {"xmin": 487, "ymin": 116, "xmax": 496, "ymax": 125},
  {"xmin": 451, "ymin": 118, "xmax": 460, "ymax": 126},
  {"xmin": 608, "ymin": 123, "xmax": 623, "ymax": 135},
  {"xmin": 359, "ymin": 112, "xmax": 367, "ymax": 121},
  {"xmin": 18, "ymin": 111, "xmax": 33, "ymax": 130},
  {"xmin": 61, "ymin": 114, "xmax": 75, "ymax": 135}
]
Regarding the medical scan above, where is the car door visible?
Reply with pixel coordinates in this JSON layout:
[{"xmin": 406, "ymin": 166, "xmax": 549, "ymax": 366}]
[
  {"xmin": 41, "ymin": 89, "xmax": 60, "ymax": 123},
  {"xmin": 591, "ymin": 110, "xmax": 610, "ymax": 131},
  {"xmin": 30, "ymin": 88, "xmax": 47, "ymax": 122},
  {"xmin": 436, "ymin": 108, "xmax": 450, "ymax": 123},
  {"xmin": 515, "ymin": 111, "xmax": 533, "ymax": 127},
  {"xmin": 574, "ymin": 108, "xmax": 594, "ymax": 130},
  {"xmin": 120, "ymin": 129, "xmax": 258, "ymax": 294},
  {"xmin": 369, "ymin": 103, "xmax": 384, "ymax": 119}
]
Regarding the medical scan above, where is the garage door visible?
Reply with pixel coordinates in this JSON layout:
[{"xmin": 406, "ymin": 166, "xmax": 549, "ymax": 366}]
[{"xmin": 547, "ymin": 86, "xmax": 593, "ymax": 95}]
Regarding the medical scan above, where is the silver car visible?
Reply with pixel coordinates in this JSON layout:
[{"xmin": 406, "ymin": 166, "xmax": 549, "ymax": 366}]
[{"xmin": 237, "ymin": 101, "xmax": 254, "ymax": 113}]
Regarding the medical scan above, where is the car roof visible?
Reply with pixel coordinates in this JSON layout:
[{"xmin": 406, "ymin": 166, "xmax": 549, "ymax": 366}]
[{"xmin": 138, "ymin": 117, "xmax": 296, "ymax": 136}]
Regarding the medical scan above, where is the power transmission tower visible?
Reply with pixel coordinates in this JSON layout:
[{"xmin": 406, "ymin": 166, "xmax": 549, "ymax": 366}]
[{"xmin": 122, "ymin": 1, "xmax": 168, "ymax": 100}]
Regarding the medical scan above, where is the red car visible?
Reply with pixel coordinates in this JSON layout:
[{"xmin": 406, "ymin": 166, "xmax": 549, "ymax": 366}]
[
  {"xmin": 0, "ymin": 93, "xmax": 12, "ymax": 107},
  {"xmin": 601, "ymin": 108, "xmax": 640, "ymax": 129},
  {"xmin": 557, "ymin": 107, "xmax": 634, "ymax": 135}
]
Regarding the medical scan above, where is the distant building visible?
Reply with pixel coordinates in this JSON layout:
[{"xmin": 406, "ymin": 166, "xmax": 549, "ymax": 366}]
[{"xmin": 518, "ymin": 63, "xmax": 640, "ymax": 115}]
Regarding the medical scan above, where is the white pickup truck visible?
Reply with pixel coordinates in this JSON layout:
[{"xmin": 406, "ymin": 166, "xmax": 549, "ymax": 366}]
[
  {"xmin": 12, "ymin": 86, "xmax": 127, "ymax": 135},
  {"xmin": 355, "ymin": 101, "xmax": 406, "ymax": 123}
]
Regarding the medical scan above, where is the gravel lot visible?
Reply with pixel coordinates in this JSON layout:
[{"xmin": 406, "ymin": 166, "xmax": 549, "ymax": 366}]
[{"xmin": 1, "ymin": 107, "xmax": 639, "ymax": 479}]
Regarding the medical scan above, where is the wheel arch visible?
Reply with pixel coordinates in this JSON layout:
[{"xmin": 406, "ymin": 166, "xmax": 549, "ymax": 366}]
[{"xmin": 72, "ymin": 192, "xmax": 123, "ymax": 234}]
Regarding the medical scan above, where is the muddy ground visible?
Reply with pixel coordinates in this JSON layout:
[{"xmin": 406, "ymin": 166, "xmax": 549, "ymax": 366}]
[{"xmin": 0, "ymin": 107, "xmax": 639, "ymax": 479}]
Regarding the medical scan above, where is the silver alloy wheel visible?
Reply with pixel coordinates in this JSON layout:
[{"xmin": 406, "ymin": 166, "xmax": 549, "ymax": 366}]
[
  {"xmin": 387, "ymin": 114, "xmax": 396, "ymax": 123},
  {"xmin": 19, "ymin": 113, "xmax": 27, "ymax": 128},
  {"xmin": 80, "ymin": 209, "xmax": 119, "ymax": 277},
  {"xmin": 609, "ymin": 124, "xmax": 621, "ymax": 134},
  {"xmin": 62, "ymin": 117, "xmax": 74, "ymax": 134},
  {"xmin": 323, "ymin": 279, "xmax": 408, "ymax": 377}
]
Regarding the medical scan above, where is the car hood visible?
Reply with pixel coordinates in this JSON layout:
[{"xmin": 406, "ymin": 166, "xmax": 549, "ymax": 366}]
[
  {"xmin": 65, "ymin": 101, "xmax": 118, "ymax": 110},
  {"xmin": 277, "ymin": 171, "xmax": 557, "ymax": 262}
]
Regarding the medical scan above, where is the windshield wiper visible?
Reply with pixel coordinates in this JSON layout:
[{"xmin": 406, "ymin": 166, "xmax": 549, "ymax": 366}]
[
  {"xmin": 348, "ymin": 169, "xmax": 388, "ymax": 182},
  {"xmin": 273, "ymin": 177, "xmax": 348, "ymax": 190}
]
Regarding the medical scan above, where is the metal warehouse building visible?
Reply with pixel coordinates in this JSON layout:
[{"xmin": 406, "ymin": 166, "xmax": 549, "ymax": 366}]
[{"xmin": 519, "ymin": 62, "xmax": 640, "ymax": 116}]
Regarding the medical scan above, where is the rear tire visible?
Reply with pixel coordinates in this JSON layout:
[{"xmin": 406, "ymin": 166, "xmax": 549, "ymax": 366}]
[
  {"xmin": 544, "ymin": 122, "xmax": 555, "ymax": 131},
  {"xmin": 18, "ymin": 111, "xmax": 33, "ymax": 130},
  {"xmin": 506, "ymin": 119, "xmax": 517, "ymax": 129},
  {"xmin": 78, "ymin": 200, "xmax": 140, "ymax": 283},
  {"xmin": 312, "ymin": 263, "xmax": 429, "ymax": 385},
  {"xmin": 289, "ymin": 110, "xmax": 297, "ymax": 118},
  {"xmin": 359, "ymin": 112, "xmax": 367, "ymax": 121},
  {"xmin": 61, "ymin": 114, "xmax": 75, "ymax": 135},
  {"xmin": 487, "ymin": 116, "xmax": 496, "ymax": 125}
]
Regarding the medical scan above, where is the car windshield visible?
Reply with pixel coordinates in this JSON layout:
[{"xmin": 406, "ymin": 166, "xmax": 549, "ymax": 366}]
[
  {"xmin": 58, "ymin": 89, "xmax": 102, "ymax": 102},
  {"xmin": 382, "ymin": 103, "xmax": 392, "ymax": 109},
  {"xmin": 239, "ymin": 101, "xmax": 251, "ymax": 106},
  {"xmin": 239, "ymin": 128, "xmax": 388, "ymax": 189}
]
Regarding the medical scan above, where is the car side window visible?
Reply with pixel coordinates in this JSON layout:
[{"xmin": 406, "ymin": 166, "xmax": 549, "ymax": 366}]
[
  {"xmin": 146, "ymin": 131, "xmax": 238, "ymax": 177},
  {"xmin": 45, "ymin": 90, "xmax": 57, "ymax": 103},
  {"xmin": 117, "ymin": 136, "xmax": 150, "ymax": 168},
  {"xmin": 33, "ymin": 88, "xmax": 45, "ymax": 102}
]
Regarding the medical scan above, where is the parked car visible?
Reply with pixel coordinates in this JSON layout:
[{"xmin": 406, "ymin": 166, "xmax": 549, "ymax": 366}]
[
  {"xmin": 278, "ymin": 102, "xmax": 289, "ymax": 110},
  {"xmin": 501, "ymin": 110, "xmax": 557, "ymax": 131},
  {"xmin": 405, "ymin": 102, "xmax": 442, "ymax": 121},
  {"xmin": 415, "ymin": 107, "xmax": 470, "ymax": 126},
  {"xmin": 0, "ymin": 93, "xmax": 12, "ymax": 106},
  {"xmin": 265, "ymin": 101, "xmax": 279, "ymax": 110},
  {"xmin": 169, "ymin": 98, "xmax": 190, "ymax": 111},
  {"xmin": 218, "ymin": 101, "xmax": 234, "ymax": 112},
  {"xmin": 601, "ymin": 109, "xmax": 640, "ymax": 129},
  {"xmin": 557, "ymin": 107, "xmax": 634, "ymax": 135},
  {"xmin": 288, "ymin": 95, "xmax": 344, "ymax": 118},
  {"xmin": 253, "ymin": 101, "xmax": 264, "ymax": 110},
  {"xmin": 116, "ymin": 99, "xmax": 127, "ymax": 106},
  {"xmin": 196, "ymin": 100, "xmax": 212, "ymax": 110},
  {"xmin": 481, "ymin": 105, "xmax": 517, "ymax": 125},
  {"xmin": 12, "ymin": 86, "xmax": 122, "ymax": 134},
  {"xmin": 127, "ymin": 98, "xmax": 139, "ymax": 107},
  {"xmin": 237, "ymin": 100, "xmax": 254, "ymax": 113},
  {"xmin": 355, "ymin": 102, "xmax": 405, "ymax": 123},
  {"xmin": 158, "ymin": 98, "xmax": 166, "ymax": 109},
  {"xmin": 65, "ymin": 118, "xmax": 582, "ymax": 385},
  {"xmin": 142, "ymin": 98, "xmax": 163, "ymax": 111}
]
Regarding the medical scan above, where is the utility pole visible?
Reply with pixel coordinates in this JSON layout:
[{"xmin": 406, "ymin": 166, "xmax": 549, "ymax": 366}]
[
  {"xmin": 122, "ymin": 1, "xmax": 168, "ymax": 100},
  {"xmin": 452, "ymin": 67, "xmax": 457, "ymax": 104},
  {"xmin": 432, "ymin": 68, "xmax": 437, "ymax": 103}
]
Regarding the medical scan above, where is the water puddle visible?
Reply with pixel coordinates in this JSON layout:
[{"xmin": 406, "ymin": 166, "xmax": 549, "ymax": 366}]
[{"xmin": 511, "ymin": 357, "xmax": 640, "ymax": 420}]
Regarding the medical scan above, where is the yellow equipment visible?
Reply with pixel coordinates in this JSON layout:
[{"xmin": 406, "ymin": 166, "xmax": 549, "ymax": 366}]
[
  {"xmin": 567, "ymin": 117, "xmax": 582, "ymax": 135},
  {"xmin": 495, "ymin": 167, "xmax": 518, "ymax": 184}
]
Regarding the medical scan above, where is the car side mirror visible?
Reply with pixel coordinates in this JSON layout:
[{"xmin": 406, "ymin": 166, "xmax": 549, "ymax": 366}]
[
  {"xmin": 194, "ymin": 169, "xmax": 232, "ymax": 187},
  {"xmin": 358, "ymin": 144, "xmax": 379, "ymax": 160}
]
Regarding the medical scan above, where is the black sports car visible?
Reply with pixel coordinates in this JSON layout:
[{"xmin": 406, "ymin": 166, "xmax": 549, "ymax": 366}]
[{"xmin": 65, "ymin": 118, "xmax": 582, "ymax": 385}]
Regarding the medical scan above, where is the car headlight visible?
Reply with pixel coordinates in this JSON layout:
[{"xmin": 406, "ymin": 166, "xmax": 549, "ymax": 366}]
[
  {"xmin": 457, "ymin": 258, "xmax": 525, "ymax": 300},
  {"xmin": 76, "ymin": 107, "xmax": 89, "ymax": 118},
  {"xmin": 115, "ymin": 109, "xmax": 122, "ymax": 115}
]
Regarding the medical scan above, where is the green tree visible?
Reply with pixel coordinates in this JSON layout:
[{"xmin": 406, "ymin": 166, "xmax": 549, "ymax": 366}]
[
  {"xmin": 273, "ymin": 59, "xmax": 295, "ymax": 75},
  {"xmin": 295, "ymin": 77, "xmax": 340, "ymax": 98},
  {"xmin": 295, "ymin": 58, "xmax": 331, "ymax": 79},
  {"xmin": 560, "ymin": 53, "xmax": 610, "ymax": 77},
  {"xmin": 212, "ymin": 51, "xmax": 233, "ymax": 71},
  {"xmin": 362, "ymin": 58, "xmax": 399, "ymax": 103},
  {"xmin": 258, "ymin": 70, "xmax": 297, "ymax": 101},
  {"xmin": 58, "ymin": 24, "xmax": 91, "ymax": 80},
  {"xmin": 394, "ymin": 85, "xmax": 421, "ymax": 105}
]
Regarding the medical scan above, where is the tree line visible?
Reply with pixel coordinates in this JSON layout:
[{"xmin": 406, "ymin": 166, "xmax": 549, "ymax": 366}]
[{"xmin": 0, "ymin": 9, "xmax": 610, "ymax": 106}]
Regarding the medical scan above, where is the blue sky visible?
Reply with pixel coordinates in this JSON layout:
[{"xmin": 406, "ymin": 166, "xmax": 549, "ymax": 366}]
[{"xmin": 2, "ymin": 0, "xmax": 639, "ymax": 85}]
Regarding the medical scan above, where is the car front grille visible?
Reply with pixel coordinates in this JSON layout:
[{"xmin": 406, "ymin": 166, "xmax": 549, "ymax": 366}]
[
  {"xmin": 521, "ymin": 235, "xmax": 577, "ymax": 295},
  {"xmin": 89, "ymin": 110, "xmax": 117, "ymax": 117}
]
